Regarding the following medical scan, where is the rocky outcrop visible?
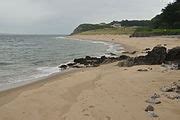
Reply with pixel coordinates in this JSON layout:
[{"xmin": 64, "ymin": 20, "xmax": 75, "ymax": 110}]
[
  {"xmin": 73, "ymin": 55, "xmax": 129, "ymax": 67},
  {"xmin": 59, "ymin": 46, "xmax": 180, "ymax": 70},
  {"xmin": 165, "ymin": 47, "xmax": 180, "ymax": 61},
  {"xmin": 164, "ymin": 47, "xmax": 180, "ymax": 69},
  {"xmin": 118, "ymin": 46, "xmax": 167, "ymax": 67},
  {"xmin": 59, "ymin": 55, "xmax": 130, "ymax": 70}
]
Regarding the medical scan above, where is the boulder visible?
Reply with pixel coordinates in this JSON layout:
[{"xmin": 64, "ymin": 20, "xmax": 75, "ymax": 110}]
[
  {"xmin": 137, "ymin": 69, "xmax": 148, "ymax": 72},
  {"xmin": 165, "ymin": 47, "xmax": 180, "ymax": 61},
  {"xmin": 118, "ymin": 46, "xmax": 167, "ymax": 67},
  {"xmin": 145, "ymin": 105, "xmax": 154, "ymax": 112},
  {"xmin": 59, "ymin": 64, "xmax": 68, "ymax": 70},
  {"xmin": 67, "ymin": 62, "xmax": 77, "ymax": 67},
  {"xmin": 145, "ymin": 48, "xmax": 151, "ymax": 51},
  {"xmin": 141, "ymin": 46, "xmax": 167, "ymax": 65},
  {"xmin": 118, "ymin": 55, "xmax": 130, "ymax": 60}
]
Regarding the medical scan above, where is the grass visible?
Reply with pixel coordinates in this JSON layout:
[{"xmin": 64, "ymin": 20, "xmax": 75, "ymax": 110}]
[
  {"xmin": 131, "ymin": 27, "xmax": 180, "ymax": 37},
  {"xmin": 77, "ymin": 27, "xmax": 136, "ymax": 35}
]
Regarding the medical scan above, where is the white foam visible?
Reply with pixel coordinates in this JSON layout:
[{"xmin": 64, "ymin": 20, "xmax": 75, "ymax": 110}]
[{"xmin": 35, "ymin": 66, "xmax": 59, "ymax": 78}]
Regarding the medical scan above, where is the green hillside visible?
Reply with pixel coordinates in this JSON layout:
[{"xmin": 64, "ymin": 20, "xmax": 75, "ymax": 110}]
[{"xmin": 78, "ymin": 27, "xmax": 136, "ymax": 35}]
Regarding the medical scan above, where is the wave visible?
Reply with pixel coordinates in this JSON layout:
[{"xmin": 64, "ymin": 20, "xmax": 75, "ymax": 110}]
[
  {"xmin": 0, "ymin": 62, "xmax": 14, "ymax": 66},
  {"xmin": 89, "ymin": 40, "xmax": 124, "ymax": 55},
  {"xmin": 34, "ymin": 66, "xmax": 60, "ymax": 78}
]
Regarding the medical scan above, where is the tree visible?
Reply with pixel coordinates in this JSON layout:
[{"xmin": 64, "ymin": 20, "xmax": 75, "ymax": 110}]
[{"xmin": 151, "ymin": 0, "xmax": 180, "ymax": 28}]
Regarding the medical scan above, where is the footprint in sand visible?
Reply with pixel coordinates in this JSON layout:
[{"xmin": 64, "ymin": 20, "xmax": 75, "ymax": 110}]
[
  {"xmin": 81, "ymin": 108, "xmax": 88, "ymax": 112},
  {"xmin": 88, "ymin": 105, "xmax": 95, "ymax": 108},
  {"xmin": 106, "ymin": 116, "xmax": 111, "ymax": 120},
  {"xmin": 84, "ymin": 114, "xmax": 90, "ymax": 116}
]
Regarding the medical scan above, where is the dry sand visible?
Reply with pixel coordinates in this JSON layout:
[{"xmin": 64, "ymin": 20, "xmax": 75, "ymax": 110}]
[{"xmin": 0, "ymin": 35, "xmax": 180, "ymax": 120}]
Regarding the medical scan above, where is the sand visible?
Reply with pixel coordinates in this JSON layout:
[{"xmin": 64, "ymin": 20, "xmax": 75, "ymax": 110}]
[{"xmin": 0, "ymin": 35, "xmax": 180, "ymax": 120}]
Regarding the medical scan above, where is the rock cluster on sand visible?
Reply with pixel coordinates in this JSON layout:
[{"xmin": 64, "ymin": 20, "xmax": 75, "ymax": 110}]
[
  {"xmin": 118, "ymin": 46, "xmax": 180, "ymax": 68},
  {"xmin": 59, "ymin": 55, "xmax": 130, "ymax": 70},
  {"xmin": 145, "ymin": 105, "xmax": 154, "ymax": 112},
  {"xmin": 145, "ymin": 80, "xmax": 180, "ymax": 118},
  {"xmin": 59, "ymin": 46, "xmax": 180, "ymax": 71},
  {"xmin": 161, "ymin": 80, "xmax": 180, "ymax": 100},
  {"xmin": 145, "ymin": 93, "xmax": 161, "ymax": 118}
]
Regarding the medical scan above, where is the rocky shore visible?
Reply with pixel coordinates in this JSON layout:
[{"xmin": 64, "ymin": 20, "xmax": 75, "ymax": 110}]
[{"xmin": 59, "ymin": 46, "xmax": 180, "ymax": 70}]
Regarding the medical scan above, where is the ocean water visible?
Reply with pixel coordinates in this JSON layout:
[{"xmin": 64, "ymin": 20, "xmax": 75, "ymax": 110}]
[{"xmin": 0, "ymin": 35, "xmax": 123, "ymax": 90}]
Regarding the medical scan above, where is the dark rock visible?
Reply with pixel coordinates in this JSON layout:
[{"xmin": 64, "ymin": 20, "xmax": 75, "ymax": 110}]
[
  {"xmin": 142, "ymin": 46, "xmax": 167, "ymax": 65},
  {"xmin": 74, "ymin": 55, "xmax": 121, "ymax": 67},
  {"xmin": 131, "ymin": 51, "xmax": 137, "ymax": 54},
  {"xmin": 165, "ymin": 47, "xmax": 180, "ymax": 62},
  {"xmin": 137, "ymin": 69, "xmax": 148, "ymax": 72},
  {"xmin": 118, "ymin": 55, "xmax": 130, "ymax": 60},
  {"xmin": 164, "ymin": 44, "xmax": 167, "ymax": 46},
  {"xmin": 74, "ymin": 58, "xmax": 86, "ymax": 64},
  {"xmin": 145, "ymin": 48, "xmax": 151, "ymax": 51},
  {"xmin": 101, "ymin": 56, "xmax": 107, "ymax": 61},
  {"xmin": 59, "ymin": 65, "xmax": 68, "ymax": 70},
  {"xmin": 85, "ymin": 56, "xmax": 91, "ymax": 60},
  {"xmin": 118, "ymin": 46, "xmax": 167, "ymax": 67},
  {"xmin": 145, "ymin": 105, "xmax": 154, "ymax": 112},
  {"xmin": 67, "ymin": 62, "xmax": 77, "ymax": 67}
]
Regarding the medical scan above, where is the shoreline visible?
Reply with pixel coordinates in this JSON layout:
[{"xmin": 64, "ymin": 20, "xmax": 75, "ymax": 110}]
[
  {"xmin": 68, "ymin": 35, "xmax": 180, "ymax": 55},
  {"xmin": 0, "ymin": 68, "xmax": 78, "ymax": 92},
  {"xmin": 0, "ymin": 36, "xmax": 124, "ymax": 92},
  {"xmin": 0, "ymin": 35, "xmax": 179, "ymax": 120}
]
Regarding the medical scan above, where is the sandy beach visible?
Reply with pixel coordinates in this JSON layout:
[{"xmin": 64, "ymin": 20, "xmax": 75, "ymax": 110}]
[{"xmin": 0, "ymin": 35, "xmax": 180, "ymax": 120}]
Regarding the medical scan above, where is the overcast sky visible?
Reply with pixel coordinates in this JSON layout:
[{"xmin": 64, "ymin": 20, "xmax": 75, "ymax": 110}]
[{"xmin": 0, "ymin": 0, "xmax": 173, "ymax": 34}]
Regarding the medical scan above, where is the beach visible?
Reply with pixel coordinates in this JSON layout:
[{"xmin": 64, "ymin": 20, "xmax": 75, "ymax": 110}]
[{"xmin": 0, "ymin": 35, "xmax": 180, "ymax": 120}]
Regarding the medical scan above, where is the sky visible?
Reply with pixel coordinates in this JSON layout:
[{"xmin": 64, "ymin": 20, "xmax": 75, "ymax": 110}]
[{"xmin": 0, "ymin": 0, "xmax": 173, "ymax": 34}]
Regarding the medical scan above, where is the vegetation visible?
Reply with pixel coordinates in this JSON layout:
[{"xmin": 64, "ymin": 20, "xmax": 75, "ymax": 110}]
[
  {"xmin": 71, "ymin": 0, "xmax": 180, "ymax": 36},
  {"xmin": 78, "ymin": 27, "xmax": 136, "ymax": 35},
  {"xmin": 151, "ymin": 0, "xmax": 180, "ymax": 29},
  {"xmin": 71, "ymin": 24, "xmax": 112, "ymax": 35},
  {"xmin": 131, "ymin": 27, "xmax": 180, "ymax": 37},
  {"xmin": 71, "ymin": 21, "xmax": 149, "ymax": 35},
  {"xmin": 109, "ymin": 20, "xmax": 151, "ymax": 27},
  {"xmin": 131, "ymin": 0, "xmax": 180, "ymax": 37}
]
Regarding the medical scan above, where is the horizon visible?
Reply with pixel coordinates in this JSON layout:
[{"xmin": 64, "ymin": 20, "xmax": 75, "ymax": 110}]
[{"xmin": 0, "ymin": 0, "xmax": 172, "ymax": 34}]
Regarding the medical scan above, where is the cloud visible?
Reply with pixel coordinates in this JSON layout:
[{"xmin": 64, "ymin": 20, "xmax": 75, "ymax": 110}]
[{"xmin": 0, "ymin": 0, "xmax": 171, "ymax": 34}]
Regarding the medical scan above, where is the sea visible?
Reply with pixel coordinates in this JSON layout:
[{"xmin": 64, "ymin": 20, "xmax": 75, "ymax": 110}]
[{"xmin": 0, "ymin": 35, "xmax": 123, "ymax": 91}]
